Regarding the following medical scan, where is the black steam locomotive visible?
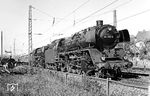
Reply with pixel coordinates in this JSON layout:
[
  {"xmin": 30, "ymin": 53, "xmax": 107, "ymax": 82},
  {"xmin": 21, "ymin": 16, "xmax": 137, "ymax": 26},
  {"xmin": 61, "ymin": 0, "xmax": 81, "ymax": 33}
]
[{"xmin": 27, "ymin": 20, "xmax": 133, "ymax": 78}]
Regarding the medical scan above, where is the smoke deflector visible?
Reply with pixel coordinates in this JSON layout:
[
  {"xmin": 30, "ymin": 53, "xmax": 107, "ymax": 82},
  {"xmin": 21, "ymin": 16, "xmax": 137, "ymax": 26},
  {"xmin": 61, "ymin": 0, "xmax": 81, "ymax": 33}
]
[{"xmin": 119, "ymin": 29, "xmax": 130, "ymax": 42}]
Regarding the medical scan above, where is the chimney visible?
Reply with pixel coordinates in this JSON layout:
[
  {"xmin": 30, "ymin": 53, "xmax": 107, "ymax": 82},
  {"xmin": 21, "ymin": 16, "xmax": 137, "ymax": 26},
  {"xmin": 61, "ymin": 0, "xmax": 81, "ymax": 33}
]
[{"xmin": 96, "ymin": 20, "xmax": 103, "ymax": 27}]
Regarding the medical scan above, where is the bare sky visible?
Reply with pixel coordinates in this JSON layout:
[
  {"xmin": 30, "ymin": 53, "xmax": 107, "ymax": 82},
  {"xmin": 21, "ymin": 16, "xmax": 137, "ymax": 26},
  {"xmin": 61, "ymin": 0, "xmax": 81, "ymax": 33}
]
[{"xmin": 0, "ymin": 0, "xmax": 150, "ymax": 55}]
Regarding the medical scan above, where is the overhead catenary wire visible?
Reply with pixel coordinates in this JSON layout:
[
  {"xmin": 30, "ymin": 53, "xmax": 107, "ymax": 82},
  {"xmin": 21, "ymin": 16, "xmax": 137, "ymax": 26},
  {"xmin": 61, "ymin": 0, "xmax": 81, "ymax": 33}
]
[
  {"xmin": 79, "ymin": 7, "xmax": 150, "ymax": 27},
  {"xmin": 118, "ymin": 8, "xmax": 150, "ymax": 22},
  {"xmin": 55, "ymin": 0, "xmax": 133, "ymax": 27},
  {"xmin": 113, "ymin": 0, "xmax": 132, "ymax": 10},
  {"xmin": 55, "ymin": 0, "xmax": 91, "ymax": 26},
  {"xmin": 30, "ymin": 6, "xmax": 63, "ymax": 37},
  {"xmin": 29, "ymin": 0, "xmax": 91, "ymax": 26},
  {"xmin": 68, "ymin": 0, "xmax": 132, "ymax": 26},
  {"xmin": 92, "ymin": 0, "xmax": 132, "ymax": 18},
  {"xmin": 30, "ymin": 0, "xmax": 119, "ymax": 43},
  {"xmin": 31, "ymin": 6, "xmax": 63, "ymax": 20},
  {"xmin": 60, "ymin": 0, "xmax": 132, "ymax": 26},
  {"xmin": 31, "ymin": 4, "xmax": 82, "ymax": 37},
  {"xmin": 76, "ymin": 0, "xmax": 119, "ymax": 24},
  {"xmin": 56, "ymin": 0, "xmax": 119, "ymax": 35},
  {"xmin": 32, "ymin": 0, "xmax": 91, "ymax": 39}
]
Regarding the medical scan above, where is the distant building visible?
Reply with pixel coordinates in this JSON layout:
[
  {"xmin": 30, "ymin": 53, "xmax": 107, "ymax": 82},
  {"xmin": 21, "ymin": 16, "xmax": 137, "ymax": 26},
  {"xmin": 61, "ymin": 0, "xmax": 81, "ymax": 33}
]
[{"xmin": 136, "ymin": 30, "xmax": 150, "ymax": 42}]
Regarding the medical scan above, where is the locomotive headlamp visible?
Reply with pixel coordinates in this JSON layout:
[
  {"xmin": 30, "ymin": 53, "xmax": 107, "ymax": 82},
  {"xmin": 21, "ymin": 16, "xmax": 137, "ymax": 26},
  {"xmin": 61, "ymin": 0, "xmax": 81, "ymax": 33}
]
[{"xmin": 108, "ymin": 27, "xmax": 112, "ymax": 31}]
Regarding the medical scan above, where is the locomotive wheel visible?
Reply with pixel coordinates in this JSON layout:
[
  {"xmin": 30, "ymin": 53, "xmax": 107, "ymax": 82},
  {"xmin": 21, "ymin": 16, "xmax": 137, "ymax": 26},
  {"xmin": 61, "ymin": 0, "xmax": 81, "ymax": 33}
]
[
  {"xmin": 74, "ymin": 69, "xmax": 78, "ymax": 74},
  {"xmin": 99, "ymin": 68, "xmax": 106, "ymax": 78},
  {"xmin": 95, "ymin": 71, "xmax": 103, "ymax": 78},
  {"xmin": 86, "ymin": 70, "xmax": 95, "ymax": 76},
  {"xmin": 61, "ymin": 67, "xmax": 65, "ymax": 72},
  {"xmin": 109, "ymin": 69, "xmax": 117, "ymax": 79},
  {"xmin": 64, "ymin": 67, "xmax": 67, "ymax": 72},
  {"xmin": 56, "ymin": 65, "xmax": 61, "ymax": 71},
  {"xmin": 77, "ymin": 69, "xmax": 82, "ymax": 75},
  {"xmin": 53, "ymin": 65, "xmax": 57, "ymax": 70},
  {"xmin": 100, "ymin": 68, "xmax": 115, "ymax": 78},
  {"xmin": 71, "ymin": 69, "xmax": 77, "ymax": 74},
  {"xmin": 116, "ymin": 68, "xmax": 121, "ymax": 77},
  {"xmin": 95, "ymin": 71, "xmax": 99, "ymax": 77},
  {"xmin": 68, "ymin": 67, "xmax": 72, "ymax": 73},
  {"xmin": 57, "ymin": 68, "xmax": 61, "ymax": 71},
  {"xmin": 46, "ymin": 64, "xmax": 49, "ymax": 69}
]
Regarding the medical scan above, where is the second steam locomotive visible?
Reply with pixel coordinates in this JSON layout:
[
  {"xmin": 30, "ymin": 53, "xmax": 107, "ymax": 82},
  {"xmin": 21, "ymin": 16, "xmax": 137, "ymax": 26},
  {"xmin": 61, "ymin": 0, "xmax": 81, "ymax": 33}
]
[{"xmin": 24, "ymin": 20, "xmax": 133, "ymax": 78}]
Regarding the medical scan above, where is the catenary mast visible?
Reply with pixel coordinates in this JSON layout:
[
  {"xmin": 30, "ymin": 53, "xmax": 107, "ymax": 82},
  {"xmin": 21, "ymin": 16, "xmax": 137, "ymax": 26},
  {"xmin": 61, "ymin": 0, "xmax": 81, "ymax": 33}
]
[{"xmin": 28, "ymin": 5, "xmax": 32, "ymax": 65}]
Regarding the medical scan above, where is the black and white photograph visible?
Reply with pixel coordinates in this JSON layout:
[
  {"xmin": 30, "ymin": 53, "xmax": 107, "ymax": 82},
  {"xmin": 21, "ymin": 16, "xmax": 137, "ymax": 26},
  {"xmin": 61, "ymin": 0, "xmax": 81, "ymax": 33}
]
[{"xmin": 0, "ymin": 0, "xmax": 150, "ymax": 96}]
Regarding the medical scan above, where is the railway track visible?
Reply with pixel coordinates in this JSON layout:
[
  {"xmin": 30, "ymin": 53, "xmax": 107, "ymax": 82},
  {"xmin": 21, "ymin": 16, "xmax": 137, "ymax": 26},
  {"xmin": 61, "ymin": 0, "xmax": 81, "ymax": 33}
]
[
  {"xmin": 119, "ymin": 69, "xmax": 150, "ymax": 88},
  {"xmin": 47, "ymin": 67, "xmax": 149, "ymax": 88},
  {"xmin": 132, "ymin": 67, "xmax": 150, "ymax": 70},
  {"xmin": 132, "ymin": 67, "xmax": 150, "ymax": 75},
  {"xmin": 119, "ymin": 76, "xmax": 149, "ymax": 87},
  {"xmin": 121, "ymin": 71, "xmax": 149, "ymax": 78}
]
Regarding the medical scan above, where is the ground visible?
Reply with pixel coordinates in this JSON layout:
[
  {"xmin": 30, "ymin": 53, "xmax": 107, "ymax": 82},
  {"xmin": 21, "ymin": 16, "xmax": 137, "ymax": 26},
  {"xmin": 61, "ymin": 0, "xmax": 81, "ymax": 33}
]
[
  {"xmin": 0, "ymin": 62, "xmax": 149, "ymax": 96},
  {"xmin": 0, "ymin": 68, "xmax": 96, "ymax": 96}
]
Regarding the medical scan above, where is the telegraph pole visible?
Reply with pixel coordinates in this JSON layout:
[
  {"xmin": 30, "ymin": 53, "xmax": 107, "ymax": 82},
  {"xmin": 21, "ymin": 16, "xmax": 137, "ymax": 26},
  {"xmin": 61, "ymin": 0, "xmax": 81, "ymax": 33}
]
[
  {"xmin": 28, "ymin": 5, "xmax": 32, "ymax": 65},
  {"xmin": 13, "ymin": 39, "xmax": 16, "ymax": 57},
  {"xmin": 1, "ymin": 31, "xmax": 3, "ymax": 59}
]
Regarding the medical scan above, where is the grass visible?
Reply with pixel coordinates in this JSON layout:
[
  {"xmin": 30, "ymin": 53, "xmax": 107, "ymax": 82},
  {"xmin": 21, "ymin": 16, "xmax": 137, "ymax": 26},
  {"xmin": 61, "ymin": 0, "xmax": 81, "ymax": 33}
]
[
  {"xmin": 0, "ymin": 67, "xmax": 104, "ymax": 96},
  {"xmin": 0, "ymin": 66, "xmax": 148, "ymax": 96}
]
